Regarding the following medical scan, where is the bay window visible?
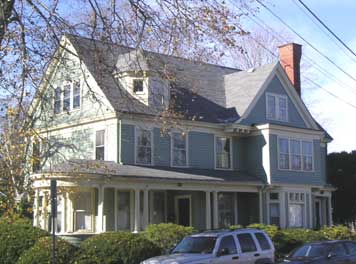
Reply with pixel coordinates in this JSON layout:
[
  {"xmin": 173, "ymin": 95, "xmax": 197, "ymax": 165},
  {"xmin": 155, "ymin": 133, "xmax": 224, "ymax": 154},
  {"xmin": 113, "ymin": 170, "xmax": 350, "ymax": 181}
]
[
  {"xmin": 266, "ymin": 93, "xmax": 288, "ymax": 122},
  {"xmin": 136, "ymin": 128, "xmax": 152, "ymax": 165},
  {"xmin": 215, "ymin": 136, "xmax": 231, "ymax": 169},
  {"xmin": 288, "ymin": 192, "xmax": 305, "ymax": 228},
  {"xmin": 278, "ymin": 137, "xmax": 313, "ymax": 171},
  {"xmin": 172, "ymin": 132, "xmax": 187, "ymax": 167}
]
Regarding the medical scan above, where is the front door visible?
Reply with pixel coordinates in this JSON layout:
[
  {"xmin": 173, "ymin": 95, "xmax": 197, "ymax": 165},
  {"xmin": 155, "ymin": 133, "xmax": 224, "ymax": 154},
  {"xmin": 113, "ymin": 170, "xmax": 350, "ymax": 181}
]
[{"xmin": 175, "ymin": 196, "xmax": 191, "ymax": 226}]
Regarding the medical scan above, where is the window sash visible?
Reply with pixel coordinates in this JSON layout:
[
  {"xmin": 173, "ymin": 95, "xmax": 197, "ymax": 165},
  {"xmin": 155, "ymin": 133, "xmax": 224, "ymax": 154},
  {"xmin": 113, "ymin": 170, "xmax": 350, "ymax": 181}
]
[
  {"xmin": 216, "ymin": 137, "xmax": 231, "ymax": 169},
  {"xmin": 266, "ymin": 94, "xmax": 288, "ymax": 122},
  {"xmin": 95, "ymin": 130, "xmax": 105, "ymax": 160},
  {"xmin": 63, "ymin": 85, "xmax": 71, "ymax": 111},
  {"xmin": 172, "ymin": 133, "xmax": 187, "ymax": 167},
  {"xmin": 278, "ymin": 138, "xmax": 313, "ymax": 171},
  {"xmin": 136, "ymin": 128, "xmax": 152, "ymax": 164},
  {"xmin": 73, "ymin": 82, "xmax": 80, "ymax": 108}
]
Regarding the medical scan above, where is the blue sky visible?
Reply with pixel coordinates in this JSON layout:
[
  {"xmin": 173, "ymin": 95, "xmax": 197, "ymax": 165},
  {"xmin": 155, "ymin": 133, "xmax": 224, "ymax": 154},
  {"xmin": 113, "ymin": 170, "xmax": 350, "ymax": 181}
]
[{"xmin": 249, "ymin": 0, "xmax": 356, "ymax": 153}]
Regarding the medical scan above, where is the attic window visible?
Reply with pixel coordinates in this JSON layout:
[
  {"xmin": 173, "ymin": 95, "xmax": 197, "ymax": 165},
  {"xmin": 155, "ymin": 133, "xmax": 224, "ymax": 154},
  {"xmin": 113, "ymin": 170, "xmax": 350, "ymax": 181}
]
[{"xmin": 133, "ymin": 79, "xmax": 144, "ymax": 94}]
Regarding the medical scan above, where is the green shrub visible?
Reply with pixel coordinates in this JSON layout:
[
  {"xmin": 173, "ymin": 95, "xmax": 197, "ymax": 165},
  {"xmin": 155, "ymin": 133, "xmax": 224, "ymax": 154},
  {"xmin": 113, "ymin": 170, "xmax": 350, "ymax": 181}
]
[
  {"xmin": 318, "ymin": 225, "xmax": 353, "ymax": 240},
  {"xmin": 143, "ymin": 223, "xmax": 195, "ymax": 252},
  {"xmin": 0, "ymin": 219, "xmax": 48, "ymax": 264},
  {"xmin": 17, "ymin": 236, "xmax": 77, "ymax": 264},
  {"xmin": 73, "ymin": 232, "xmax": 161, "ymax": 264},
  {"xmin": 229, "ymin": 225, "xmax": 244, "ymax": 230},
  {"xmin": 246, "ymin": 223, "xmax": 279, "ymax": 239}
]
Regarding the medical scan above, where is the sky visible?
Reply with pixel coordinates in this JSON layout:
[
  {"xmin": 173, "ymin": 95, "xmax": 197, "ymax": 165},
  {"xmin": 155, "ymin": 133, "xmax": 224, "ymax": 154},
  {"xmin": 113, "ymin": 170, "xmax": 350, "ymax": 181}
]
[{"xmin": 245, "ymin": 0, "xmax": 356, "ymax": 153}]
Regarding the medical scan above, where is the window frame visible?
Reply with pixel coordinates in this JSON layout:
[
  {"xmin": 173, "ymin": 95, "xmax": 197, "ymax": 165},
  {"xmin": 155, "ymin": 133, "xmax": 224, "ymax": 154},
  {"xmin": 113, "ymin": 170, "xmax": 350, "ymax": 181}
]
[
  {"xmin": 132, "ymin": 78, "xmax": 145, "ymax": 94},
  {"xmin": 266, "ymin": 92, "xmax": 289, "ymax": 122},
  {"xmin": 287, "ymin": 191, "xmax": 307, "ymax": 228},
  {"xmin": 95, "ymin": 129, "xmax": 105, "ymax": 161},
  {"xmin": 72, "ymin": 81, "xmax": 81, "ymax": 109},
  {"xmin": 134, "ymin": 126, "xmax": 154, "ymax": 166},
  {"xmin": 277, "ymin": 136, "xmax": 314, "ymax": 172},
  {"xmin": 63, "ymin": 84, "xmax": 71, "ymax": 112},
  {"xmin": 214, "ymin": 135, "xmax": 233, "ymax": 170},
  {"xmin": 267, "ymin": 192, "xmax": 281, "ymax": 226},
  {"xmin": 73, "ymin": 190, "xmax": 95, "ymax": 233},
  {"xmin": 170, "ymin": 132, "xmax": 189, "ymax": 168},
  {"xmin": 53, "ymin": 81, "xmax": 82, "ymax": 115}
]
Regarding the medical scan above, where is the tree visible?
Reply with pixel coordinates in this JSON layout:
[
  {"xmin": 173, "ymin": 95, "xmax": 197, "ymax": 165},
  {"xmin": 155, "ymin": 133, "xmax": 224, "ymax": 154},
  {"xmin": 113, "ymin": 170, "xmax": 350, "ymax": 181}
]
[
  {"xmin": 328, "ymin": 151, "xmax": 356, "ymax": 225},
  {"xmin": 0, "ymin": 0, "xmax": 263, "ymax": 215}
]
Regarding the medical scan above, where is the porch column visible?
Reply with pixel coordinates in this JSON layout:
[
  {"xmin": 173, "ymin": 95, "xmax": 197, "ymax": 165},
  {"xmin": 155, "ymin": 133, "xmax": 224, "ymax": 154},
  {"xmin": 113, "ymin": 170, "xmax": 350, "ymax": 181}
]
[
  {"xmin": 33, "ymin": 189, "xmax": 39, "ymax": 227},
  {"xmin": 213, "ymin": 191, "xmax": 219, "ymax": 229},
  {"xmin": 259, "ymin": 190, "xmax": 263, "ymax": 224},
  {"xmin": 42, "ymin": 193, "xmax": 48, "ymax": 230},
  {"xmin": 134, "ymin": 189, "xmax": 141, "ymax": 233},
  {"xmin": 205, "ymin": 191, "xmax": 211, "ymax": 230},
  {"xmin": 143, "ymin": 189, "xmax": 149, "ymax": 229},
  {"xmin": 328, "ymin": 195, "xmax": 333, "ymax": 226},
  {"xmin": 97, "ymin": 185, "xmax": 104, "ymax": 233}
]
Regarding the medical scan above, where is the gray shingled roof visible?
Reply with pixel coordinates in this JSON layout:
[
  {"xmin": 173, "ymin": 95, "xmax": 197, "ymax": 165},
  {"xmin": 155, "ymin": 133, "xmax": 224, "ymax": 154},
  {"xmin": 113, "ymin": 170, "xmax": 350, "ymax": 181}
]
[{"xmin": 40, "ymin": 159, "xmax": 263, "ymax": 183}]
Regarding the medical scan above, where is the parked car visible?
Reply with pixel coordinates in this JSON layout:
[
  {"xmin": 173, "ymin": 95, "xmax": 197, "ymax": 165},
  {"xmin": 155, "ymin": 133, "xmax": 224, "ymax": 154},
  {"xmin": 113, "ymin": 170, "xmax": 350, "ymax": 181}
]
[
  {"xmin": 279, "ymin": 240, "xmax": 356, "ymax": 264},
  {"xmin": 141, "ymin": 228, "xmax": 275, "ymax": 264}
]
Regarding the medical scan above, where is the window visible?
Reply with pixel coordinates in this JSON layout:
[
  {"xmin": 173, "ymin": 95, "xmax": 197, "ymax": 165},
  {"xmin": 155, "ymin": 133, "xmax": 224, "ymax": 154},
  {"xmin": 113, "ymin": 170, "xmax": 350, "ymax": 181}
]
[
  {"xmin": 74, "ymin": 191, "xmax": 93, "ymax": 231},
  {"xmin": 32, "ymin": 141, "xmax": 41, "ymax": 172},
  {"xmin": 255, "ymin": 233, "xmax": 271, "ymax": 250},
  {"xmin": 330, "ymin": 243, "xmax": 347, "ymax": 257},
  {"xmin": 172, "ymin": 133, "xmax": 187, "ymax": 167},
  {"xmin": 136, "ymin": 128, "xmax": 152, "ymax": 165},
  {"xmin": 269, "ymin": 193, "xmax": 280, "ymax": 226},
  {"xmin": 344, "ymin": 242, "xmax": 356, "ymax": 254},
  {"xmin": 54, "ymin": 87, "xmax": 62, "ymax": 114},
  {"xmin": 133, "ymin": 79, "xmax": 144, "ymax": 93},
  {"xmin": 150, "ymin": 191, "xmax": 165, "ymax": 224},
  {"xmin": 266, "ymin": 93, "xmax": 288, "ymax": 122},
  {"xmin": 73, "ymin": 81, "xmax": 81, "ymax": 108},
  {"xmin": 236, "ymin": 233, "xmax": 257, "ymax": 253},
  {"xmin": 215, "ymin": 137, "xmax": 231, "ymax": 169},
  {"xmin": 288, "ymin": 192, "xmax": 305, "ymax": 228},
  {"xmin": 95, "ymin": 130, "xmax": 105, "ymax": 160},
  {"xmin": 218, "ymin": 235, "xmax": 237, "ymax": 255},
  {"xmin": 218, "ymin": 193, "xmax": 235, "ymax": 228},
  {"xmin": 63, "ymin": 84, "xmax": 71, "ymax": 111},
  {"xmin": 278, "ymin": 138, "xmax": 313, "ymax": 171},
  {"xmin": 117, "ymin": 191, "xmax": 131, "ymax": 230}
]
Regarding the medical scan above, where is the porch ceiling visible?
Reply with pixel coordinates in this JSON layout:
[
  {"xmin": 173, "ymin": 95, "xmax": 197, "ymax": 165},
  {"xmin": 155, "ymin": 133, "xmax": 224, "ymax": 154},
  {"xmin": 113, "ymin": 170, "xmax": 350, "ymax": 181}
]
[{"xmin": 36, "ymin": 159, "xmax": 263, "ymax": 184}]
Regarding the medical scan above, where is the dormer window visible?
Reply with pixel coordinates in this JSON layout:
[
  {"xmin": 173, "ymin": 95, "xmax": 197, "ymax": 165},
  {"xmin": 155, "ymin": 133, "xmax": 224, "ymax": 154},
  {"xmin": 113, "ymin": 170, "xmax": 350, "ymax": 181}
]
[
  {"xmin": 133, "ymin": 79, "xmax": 144, "ymax": 94},
  {"xmin": 266, "ymin": 93, "xmax": 288, "ymax": 122}
]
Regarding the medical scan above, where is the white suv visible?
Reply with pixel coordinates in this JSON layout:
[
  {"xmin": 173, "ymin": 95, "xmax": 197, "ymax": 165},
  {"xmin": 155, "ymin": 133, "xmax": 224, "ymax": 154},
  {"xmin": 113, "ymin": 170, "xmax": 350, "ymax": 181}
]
[{"xmin": 142, "ymin": 228, "xmax": 275, "ymax": 264}]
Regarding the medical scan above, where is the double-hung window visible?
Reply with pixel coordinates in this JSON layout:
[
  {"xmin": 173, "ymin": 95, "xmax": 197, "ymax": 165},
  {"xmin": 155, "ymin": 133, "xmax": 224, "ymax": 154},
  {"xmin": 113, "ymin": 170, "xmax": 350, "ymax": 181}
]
[
  {"xmin": 266, "ymin": 93, "xmax": 288, "ymax": 122},
  {"xmin": 136, "ymin": 128, "xmax": 152, "ymax": 165},
  {"xmin": 172, "ymin": 133, "xmax": 187, "ymax": 167},
  {"xmin": 63, "ymin": 84, "xmax": 71, "ymax": 111},
  {"xmin": 95, "ymin": 130, "xmax": 105, "ymax": 160},
  {"xmin": 54, "ymin": 87, "xmax": 62, "ymax": 114},
  {"xmin": 278, "ymin": 138, "xmax": 313, "ymax": 171},
  {"xmin": 269, "ymin": 193, "xmax": 280, "ymax": 226},
  {"xmin": 215, "ymin": 136, "xmax": 231, "ymax": 169}
]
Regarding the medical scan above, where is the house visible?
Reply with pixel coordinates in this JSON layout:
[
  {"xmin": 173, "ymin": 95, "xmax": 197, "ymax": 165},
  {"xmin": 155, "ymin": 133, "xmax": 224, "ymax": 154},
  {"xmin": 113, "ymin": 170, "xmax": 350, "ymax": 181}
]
[{"xmin": 30, "ymin": 35, "xmax": 333, "ymax": 236}]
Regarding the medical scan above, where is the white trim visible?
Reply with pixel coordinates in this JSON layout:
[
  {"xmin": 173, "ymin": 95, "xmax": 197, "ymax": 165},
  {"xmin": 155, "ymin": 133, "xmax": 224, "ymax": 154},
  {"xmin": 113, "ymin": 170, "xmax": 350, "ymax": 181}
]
[
  {"xmin": 265, "ymin": 92, "xmax": 289, "ymax": 122},
  {"xmin": 134, "ymin": 126, "xmax": 154, "ymax": 166},
  {"xmin": 174, "ymin": 195, "xmax": 192, "ymax": 226},
  {"xmin": 214, "ymin": 135, "xmax": 233, "ymax": 170},
  {"xmin": 94, "ymin": 129, "xmax": 106, "ymax": 161},
  {"xmin": 170, "ymin": 131, "xmax": 189, "ymax": 168},
  {"xmin": 277, "ymin": 136, "xmax": 314, "ymax": 172}
]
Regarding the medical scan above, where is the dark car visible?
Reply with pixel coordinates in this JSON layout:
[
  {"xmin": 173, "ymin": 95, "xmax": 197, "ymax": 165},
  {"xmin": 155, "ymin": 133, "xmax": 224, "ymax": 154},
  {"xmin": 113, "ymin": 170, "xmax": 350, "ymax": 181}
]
[{"xmin": 279, "ymin": 240, "xmax": 356, "ymax": 264}]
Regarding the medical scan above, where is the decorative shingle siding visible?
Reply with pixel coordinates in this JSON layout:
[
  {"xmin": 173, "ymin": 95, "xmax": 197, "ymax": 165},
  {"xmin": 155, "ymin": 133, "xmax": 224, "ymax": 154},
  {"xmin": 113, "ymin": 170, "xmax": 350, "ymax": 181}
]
[{"xmin": 269, "ymin": 135, "xmax": 325, "ymax": 185}]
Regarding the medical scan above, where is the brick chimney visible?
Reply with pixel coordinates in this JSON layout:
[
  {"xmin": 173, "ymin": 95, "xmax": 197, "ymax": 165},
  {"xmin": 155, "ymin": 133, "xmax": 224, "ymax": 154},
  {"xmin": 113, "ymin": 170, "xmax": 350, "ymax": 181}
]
[{"xmin": 278, "ymin": 43, "xmax": 302, "ymax": 96}]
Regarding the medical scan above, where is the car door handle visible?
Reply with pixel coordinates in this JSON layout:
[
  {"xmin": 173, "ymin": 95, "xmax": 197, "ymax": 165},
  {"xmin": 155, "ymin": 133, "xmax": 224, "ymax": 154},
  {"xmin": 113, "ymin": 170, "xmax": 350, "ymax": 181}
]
[
  {"xmin": 232, "ymin": 256, "xmax": 239, "ymax": 260},
  {"xmin": 254, "ymin": 253, "xmax": 260, "ymax": 257}
]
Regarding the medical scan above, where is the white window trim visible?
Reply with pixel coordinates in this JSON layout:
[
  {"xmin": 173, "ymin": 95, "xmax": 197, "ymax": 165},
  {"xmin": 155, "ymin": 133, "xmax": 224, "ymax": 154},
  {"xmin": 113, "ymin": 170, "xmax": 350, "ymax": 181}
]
[
  {"xmin": 170, "ymin": 131, "xmax": 189, "ymax": 168},
  {"xmin": 277, "ymin": 136, "xmax": 314, "ymax": 172},
  {"xmin": 53, "ymin": 80, "xmax": 82, "ymax": 115},
  {"xmin": 266, "ymin": 92, "xmax": 289, "ymax": 122},
  {"xmin": 134, "ymin": 126, "xmax": 154, "ymax": 166},
  {"xmin": 214, "ymin": 135, "xmax": 233, "ymax": 170},
  {"xmin": 266, "ymin": 192, "xmax": 281, "ymax": 226},
  {"xmin": 94, "ymin": 128, "xmax": 106, "ymax": 161}
]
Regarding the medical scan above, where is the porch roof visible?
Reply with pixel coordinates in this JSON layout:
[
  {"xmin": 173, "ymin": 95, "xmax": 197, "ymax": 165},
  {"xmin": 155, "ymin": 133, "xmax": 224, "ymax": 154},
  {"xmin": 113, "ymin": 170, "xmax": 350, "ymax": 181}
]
[{"xmin": 39, "ymin": 159, "xmax": 263, "ymax": 184}]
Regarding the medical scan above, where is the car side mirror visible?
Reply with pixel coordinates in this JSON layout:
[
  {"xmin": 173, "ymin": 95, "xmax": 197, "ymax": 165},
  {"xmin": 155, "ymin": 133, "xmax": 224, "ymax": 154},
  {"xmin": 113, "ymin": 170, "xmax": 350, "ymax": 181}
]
[
  {"xmin": 328, "ymin": 252, "xmax": 337, "ymax": 259},
  {"xmin": 217, "ymin": 248, "xmax": 229, "ymax": 257}
]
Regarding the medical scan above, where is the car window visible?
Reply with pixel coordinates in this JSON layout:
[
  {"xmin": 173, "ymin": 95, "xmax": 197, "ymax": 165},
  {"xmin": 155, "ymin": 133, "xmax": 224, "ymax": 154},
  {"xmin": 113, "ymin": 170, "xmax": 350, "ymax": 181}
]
[
  {"xmin": 172, "ymin": 236, "xmax": 217, "ymax": 254},
  {"xmin": 236, "ymin": 233, "xmax": 257, "ymax": 253},
  {"xmin": 218, "ymin": 235, "xmax": 237, "ymax": 255},
  {"xmin": 344, "ymin": 242, "xmax": 356, "ymax": 254},
  {"xmin": 255, "ymin": 233, "xmax": 271, "ymax": 250},
  {"xmin": 330, "ymin": 243, "xmax": 347, "ymax": 257},
  {"xmin": 290, "ymin": 244, "xmax": 328, "ymax": 258}
]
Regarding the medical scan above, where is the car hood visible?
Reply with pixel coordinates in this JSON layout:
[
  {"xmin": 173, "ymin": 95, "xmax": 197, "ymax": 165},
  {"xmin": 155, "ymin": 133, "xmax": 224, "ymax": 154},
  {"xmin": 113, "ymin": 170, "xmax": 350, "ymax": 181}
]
[
  {"xmin": 142, "ymin": 253, "xmax": 213, "ymax": 264},
  {"xmin": 279, "ymin": 256, "xmax": 325, "ymax": 264}
]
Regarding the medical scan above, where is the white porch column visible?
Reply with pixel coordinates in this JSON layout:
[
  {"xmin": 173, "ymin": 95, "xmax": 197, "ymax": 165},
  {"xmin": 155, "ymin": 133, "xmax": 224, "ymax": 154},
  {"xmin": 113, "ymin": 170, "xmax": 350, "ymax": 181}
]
[
  {"xmin": 42, "ymin": 193, "xmax": 48, "ymax": 230},
  {"xmin": 33, "ymin": 189, "xmax": 39, "ymax": 227},
  {"xmin": 134, "ymin": 189, "xmax": 141, "ymax": 233},
  {"xmin": 213, "ymin": 191, "xmax": 219, "ymax": 229},
  {"xmin": 97, "ymin": 186, "xmax": 104, "ymax": 233},
  {"xmin": 205, "ymin": 191, "xmax": 211, "ymax": 230},
  {"xmin": 143, "ymin": 189, "xmax": 149, "ymax": 230},
  {"xmin": 328, "ymin": 195, "xmax": 333, "ymax": 226}
]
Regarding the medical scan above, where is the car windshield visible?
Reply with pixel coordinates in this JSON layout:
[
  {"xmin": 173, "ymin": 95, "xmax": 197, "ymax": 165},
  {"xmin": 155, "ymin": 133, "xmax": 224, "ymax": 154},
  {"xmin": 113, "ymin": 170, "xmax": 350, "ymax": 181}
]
[
  {"xmin": 172, "ymin": 236, "xmax": 217, "ymax": 254},
  {"xmin": 290, "ymin": 244, "xmax": 328, "ymax": 258}
]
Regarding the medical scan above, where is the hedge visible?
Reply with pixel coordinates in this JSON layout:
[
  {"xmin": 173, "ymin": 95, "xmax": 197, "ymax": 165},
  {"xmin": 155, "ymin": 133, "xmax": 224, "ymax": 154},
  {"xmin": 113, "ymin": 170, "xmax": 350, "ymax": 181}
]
[
  {"xmin": 17, "ymin": 236, "xmax": 77, "ymax": 264},
  {"xmin": 0, "ymin": 218, "xmax": 48, "ymax": 264},
  {"xmin": 143, "ymin": 223, "xmax": 195, "ymax": 253},
  {"xmin": 73, "ymin": 232, "xmax": 161, "ymax": 264}
]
